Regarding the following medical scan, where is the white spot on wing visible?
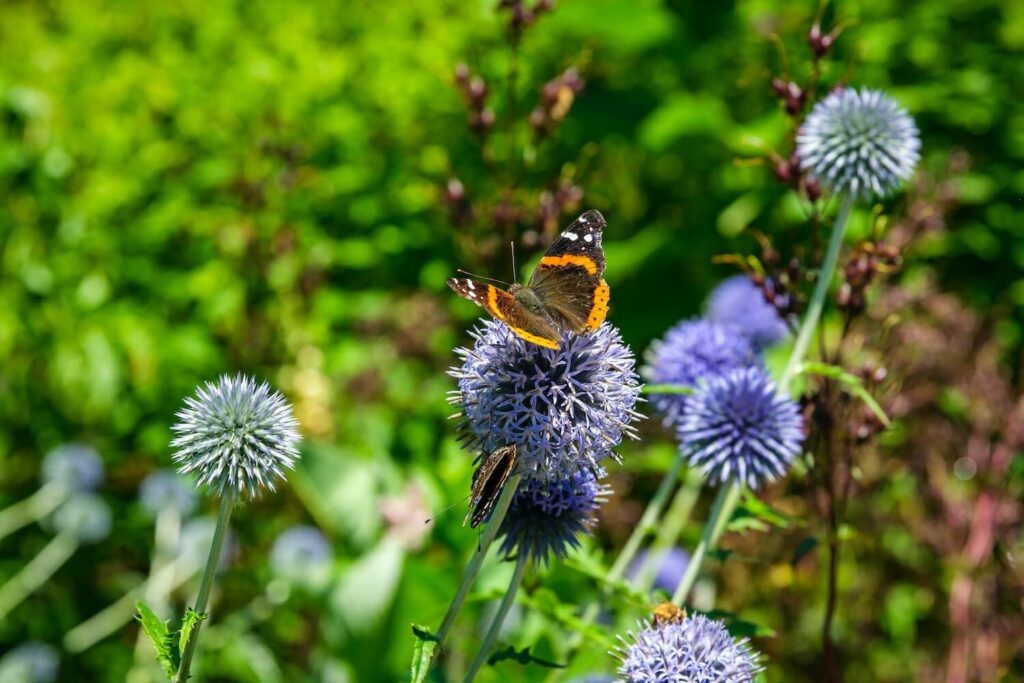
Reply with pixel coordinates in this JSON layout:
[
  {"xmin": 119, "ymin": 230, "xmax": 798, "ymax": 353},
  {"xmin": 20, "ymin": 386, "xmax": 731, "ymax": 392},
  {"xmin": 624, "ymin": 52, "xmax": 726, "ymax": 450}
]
[
  {"xmin": 584, "ymin": 233, "xmax": 593, "ymax": 242},
  {"xmin": 467, "ymin": 281, "xmax": 475, "ymax": 290},
  {"xmin": 564, "ymin": 232, "xmax": 578, "ymax": 241}
]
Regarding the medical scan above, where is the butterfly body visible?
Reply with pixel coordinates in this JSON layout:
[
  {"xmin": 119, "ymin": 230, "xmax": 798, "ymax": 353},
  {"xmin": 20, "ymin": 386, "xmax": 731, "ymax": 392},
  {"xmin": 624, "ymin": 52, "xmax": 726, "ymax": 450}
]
[
  {"xmin": 448, "ymin": 210, "xmax": 610, "ymax": 349},
  {"xmin": 465, "ymin": 444, "xmax": 518, "ymax": 528}
]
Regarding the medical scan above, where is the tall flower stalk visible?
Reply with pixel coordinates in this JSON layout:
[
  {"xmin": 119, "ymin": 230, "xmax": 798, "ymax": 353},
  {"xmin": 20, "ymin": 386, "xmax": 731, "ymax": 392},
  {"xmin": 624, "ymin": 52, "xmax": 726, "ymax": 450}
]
[{"xmin": 137, "ymin": 374, "xmax": 300, "ymax": 683}]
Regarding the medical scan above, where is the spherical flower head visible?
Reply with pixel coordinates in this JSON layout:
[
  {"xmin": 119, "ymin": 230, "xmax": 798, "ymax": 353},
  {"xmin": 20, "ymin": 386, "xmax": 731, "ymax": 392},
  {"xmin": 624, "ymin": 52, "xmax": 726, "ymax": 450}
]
[
  {"xmin": 270, "ymin": 525, "xmax": 333, "ymax": 584},
  {"xmin": 706, "ymin": 276, "xmax": 789, "ymax": 350},
  {"xmin": 497, "ymin": 470, "xmax": 610, "ymax": 566},
  {"xmin": 626, "ymin": 547, "xmax": 690, "ymax": 594},
  {"xmin": 450, "ymin": 320, "xmax": 641, "ymax": 483},
  {"xmin": 42, "ymin": 443, "xmax": 104, "ymax": 492},
  {"xmin": 678, "ymin": 366, "xmax": 804, "ymax": 489},
  {"xmin": 643, "ymin": 320, "xmax": 756, "ymax": 426},
  {"xmin": 0, "ymin": 642, "xmax": 59, "ymax": 683},
  {"xmin": 53, "ymin": 494, "xmax": 112, "ymax": 543},
  {"xmin": 797, "ymin": 87, "xmax": 920, "ymax": 200},
  {"xmin": 616, "ymin": 613, "xmax": 762, "ymax": 682},
  {"xmin": 171, "ymin": 374, "xmax": 301, "ymax": 499},
  {"xmin": 139, "ymin": 470, "xmax": 199, "ymax": 518}
]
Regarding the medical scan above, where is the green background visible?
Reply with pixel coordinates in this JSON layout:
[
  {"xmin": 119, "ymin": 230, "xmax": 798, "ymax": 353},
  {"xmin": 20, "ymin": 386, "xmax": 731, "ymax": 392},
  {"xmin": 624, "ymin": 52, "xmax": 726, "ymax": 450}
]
[{"xmin": 1, "ymin": 0, "xmax": 1022, "ymax": 681}]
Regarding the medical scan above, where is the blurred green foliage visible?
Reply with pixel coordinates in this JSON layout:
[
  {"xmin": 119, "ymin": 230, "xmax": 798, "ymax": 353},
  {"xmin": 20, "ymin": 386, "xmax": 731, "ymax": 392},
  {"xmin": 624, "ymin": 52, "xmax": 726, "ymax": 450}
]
[{"xmin": 1, "ymin": 0, "xmax": 1022, "ymax": 681}]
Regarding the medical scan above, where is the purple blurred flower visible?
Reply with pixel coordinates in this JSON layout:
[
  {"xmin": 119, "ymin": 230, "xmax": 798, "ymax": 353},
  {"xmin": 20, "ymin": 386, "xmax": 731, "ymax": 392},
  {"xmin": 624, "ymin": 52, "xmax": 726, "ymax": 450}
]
[
  {"xmin": 626, "ymin": 547, "xmax": 690, "ymax": 593},
  {"xmin": 644, "ymin": 320, "xmax": 755, "ymax": 426},
  {"xmin": 0, "ymin": 642, "xmax": 59, "ymax": 683},
  {"xmin": 139, "ymin": 470, "xmax": 198, "ymax": 518},
  {"xmin": 497, "ymin": 470, "xmax": 610, "ymax": 565},
  {"xmin": 678, "ymin": 366, "xmax": 804, "ymax": 489},
  {"xmin": 53, "ymin": 494, "xmax": 111, "ymax": 543},
  {"xmin": 706, "ymin": 276, "xmax": 789, "ymax": 350},
  {"xmin": 616, "ymin": 613, "xmax": 762, "ymax": 682},
  {"xmin": 450, "ymin": 320, "xmax": 641, "ymax": 484},
  {"xmin": 42, "ymin": 444, "xmax": 104, "ymax": 492},
  {"xmin": 270, "ymin": 525, "xmax": 333, "ymax": 583}
]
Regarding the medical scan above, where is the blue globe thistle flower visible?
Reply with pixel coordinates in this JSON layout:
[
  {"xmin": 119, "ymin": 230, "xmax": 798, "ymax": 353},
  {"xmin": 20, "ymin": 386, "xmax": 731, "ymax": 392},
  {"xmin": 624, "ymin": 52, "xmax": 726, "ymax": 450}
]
[
  {"xmin": 626, "ymin": 547, "xmax": 690, "ymax": 594},
  {"xmin": 616, "ymin": 613, "xmax": 762, "ymax": 682},
  {"xmin": 797, "ymin": 87, "xmax": 920, "ymax": 200},
  {"xmin": 42, "ymin": 443, "xmax": 104, "ymax": 492},
  {"xmin": 139, "ymin": 470, "xmax": 198, "ymax": 518},
  {"xmin": 450, "ymin": 321, "xmax": 641, "ymax": 483},
  {"xmin": 678, "ymin": 366, "xmax": 804, "ymax": 489},
  {"xmin": 0, "ymin": 642, "xmax": 59, "ymax": 683},
  {"xmin": 171, "ymin": 374, "xmax": 301, "ymax": 499},
  {"xmin": 53, "ymin": 494, "xmax": 112, "ymax": 543},
  {"xmin": 643, "ymin": 320, "xmax": 755, "ymax": 426},
  {"xmin": 270, "ymin": 525, "xmax": 333, "ymax": 583},
  {"xmin": 497, "ymin": 470, "xmax": 610, "ymax": 566},
  {"xmin": 706, "ymin": 276, "xmax": 789, "ymax": 350}
]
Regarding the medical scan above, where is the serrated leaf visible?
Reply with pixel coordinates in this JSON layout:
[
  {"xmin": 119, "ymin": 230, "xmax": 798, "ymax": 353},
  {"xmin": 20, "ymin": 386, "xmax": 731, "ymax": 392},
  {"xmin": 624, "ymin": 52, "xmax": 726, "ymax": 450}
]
[
  {"xmin": 178, "ymin": 607, "xmax": 207, "ymax": 655},
  {"xmin": 792, "ymin": 536, "xmax": 819, "ymax": 565},
  {"xmin": 799, "ymin": 361, "xmax": 891, "ymax": 427},
  {"xmin": 135, "ymin": 601, "xmax": 178, "ymax": 680},
  {"xmin": 409, "ymin": 624, "xmax": 438, "ymax": 683},
  {"xmin": 487, "ymin": 646, "xmax": 565, "ymax": 669}
]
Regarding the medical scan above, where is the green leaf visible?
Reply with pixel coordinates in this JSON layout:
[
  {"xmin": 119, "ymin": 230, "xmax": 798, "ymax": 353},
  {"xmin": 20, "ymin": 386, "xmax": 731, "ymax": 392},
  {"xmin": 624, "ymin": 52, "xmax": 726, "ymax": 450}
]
[
  {"xmin": 178, "ymin": 607, "xmax": 206, "ymax": 655},
  {"xmin": 135, "ymin": 601, "xmax": 178, "ymax": 680},
  {"xmin": 409, "ymin": 625, "xmax": 438, "ymax": 683},
  {"xmin": 799, "ymin": 361, "xmax": 891, "ymax": 427},
  {"xmin": 792, "ymin": 536, "xmax": 819, "ymax": 565},
  {"xmin": 641, "ymin": 383, "xmax": 696, "ymax": 395},
  {"xmin": 487, "ymin": 646, "xmax": 565, "ymax": 669}
]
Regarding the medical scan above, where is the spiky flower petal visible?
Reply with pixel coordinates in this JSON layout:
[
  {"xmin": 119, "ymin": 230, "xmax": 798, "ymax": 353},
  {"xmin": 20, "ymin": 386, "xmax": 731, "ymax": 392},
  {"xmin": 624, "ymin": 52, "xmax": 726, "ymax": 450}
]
[
  {"xmin": 270, "ymin": 525, "xmax": 333, "ymax": 584},
  {"xmin": 139, "ymin": 470, "xmax": 198, "ymax": 518},
  {"xmin": 797, "ymin": 87, "xmax": 920, "ymax": 200},
  {"xmin": 678, "ymin": 366, "xmax": 804, "ymax": 489},
  {"xmin": 450, "ymin": 321, "xmax": 641, "ymax": 483},
  {"xmin": 644, "ymin": 320, "xmax": 755, "ymax": 426},
  {"xmin": 53, "ymin": 494, "xmax": 112, "ymax": 543},
  {"xmin": 42, "ymin": 444, "xmax": 104, "ymax": 492},
  {"xmin": 616, "ymin": 613, "xmax": 762, "ymax": 682},
  {"xmin": 171, "ymin": 375, "xmax": 301, "ymax": 499},
  {"xmin": 706, "ymin": 276, "xmax": 789, "ymax": 350},
  {"xmin": 497, "ymin": 470, "xmax": 610, "ymax": 566}
]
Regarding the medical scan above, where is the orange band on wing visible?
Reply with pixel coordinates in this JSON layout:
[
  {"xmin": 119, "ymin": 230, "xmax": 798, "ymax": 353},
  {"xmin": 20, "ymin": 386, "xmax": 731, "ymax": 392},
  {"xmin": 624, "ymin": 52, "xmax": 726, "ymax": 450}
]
[
  {"xmin": 586, "ymin": 280, "xmax": 610, "ymax": 329},
  {"xmin": 487, "ymin": 284, "xmax": 560, "ymax": 349},
  {"xmin": 539, "ymin": 254, "xmax": 598, "ymax": 275}
]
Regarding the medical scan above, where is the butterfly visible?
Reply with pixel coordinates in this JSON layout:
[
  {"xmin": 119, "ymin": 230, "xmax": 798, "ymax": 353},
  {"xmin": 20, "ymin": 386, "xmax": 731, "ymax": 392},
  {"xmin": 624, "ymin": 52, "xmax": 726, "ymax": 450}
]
[
  {"xmin": 448, "ymin": 210, "xmax": 610, "ymax": 349},
  {"xmin": 465, "ymin": 444, "xmax": 518, "ymax": 528}
]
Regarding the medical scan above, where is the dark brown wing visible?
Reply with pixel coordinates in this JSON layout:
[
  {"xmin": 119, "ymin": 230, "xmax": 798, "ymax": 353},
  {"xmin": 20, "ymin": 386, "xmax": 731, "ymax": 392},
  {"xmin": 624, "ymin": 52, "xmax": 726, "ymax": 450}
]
[
  {"xmin": 447, "ymin": 278, "xmax": 562, "ymax": 349},
  {"xmin": 465, "ymin": 444, "xmax": 518, "ymax": 528},
  {"xmin": 527, "ymin": 210, "xmax": 610, "ymax": 333}
]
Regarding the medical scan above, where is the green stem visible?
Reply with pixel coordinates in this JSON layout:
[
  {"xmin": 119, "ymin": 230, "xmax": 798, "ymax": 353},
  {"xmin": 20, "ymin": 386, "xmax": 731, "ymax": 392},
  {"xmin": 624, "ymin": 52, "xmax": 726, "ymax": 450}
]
[
  {"xmin": 175, "ymin": 490, "xmax": 235, "ymax": 683},
  {"xmin": 0, "ymin": 482, "xmax": 68, "ymax": 542},
  {"xmin": 0, "ymin": 532, "xmax": 78, "ymax": 617},
  {"xmin": 634, "ymin": 468, "xmax": 701, "ymax": 593},
  {"xmin": 779, "ymin": 193, "xmax": 854, "ymax": 394},
  {"xmin": 431, "ymin": 473, "xmax": 522, "ymax": 665},
  {"xmin": 463, "ymin": 551, "xmax": 529, "ymax": 683},
  {"xmin": 670, "ymin": 482, "xmax": 741, "ymax": 605},
  {"xmin": 669, "ymin": 193, "xmax": 854, "ymax": 607},
  {"xmin": 608, "ymin": 456, "xmax": 685, "ymax": 582}
]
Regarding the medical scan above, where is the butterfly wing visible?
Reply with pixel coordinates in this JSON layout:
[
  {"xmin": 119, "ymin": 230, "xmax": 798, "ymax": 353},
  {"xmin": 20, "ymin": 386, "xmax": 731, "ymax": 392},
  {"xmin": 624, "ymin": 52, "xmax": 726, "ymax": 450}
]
[
  {"xmin": 527, "ymin": 210, "xmax": 610, "ymax": 333},
  {"xmin": 447, "ymin": 278, "xmax": 562, "ymax": 349},
  {"xmin": 465, "ymin": 444, "xmax": 518, "ymax": 528}
]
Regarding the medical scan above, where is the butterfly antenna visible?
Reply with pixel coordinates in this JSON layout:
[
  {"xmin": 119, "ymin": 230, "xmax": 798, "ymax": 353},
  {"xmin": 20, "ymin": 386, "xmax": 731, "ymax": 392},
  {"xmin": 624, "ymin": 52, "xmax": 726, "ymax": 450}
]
[
  {"xmin": 423, "ymin": 494, "xmax": 471, "ymax": 525},
  {"xmin": 456, "ymin": 269, "xmax": 512, "ymax": 287},
  {"xmin": 510, "ymin": 241, "xmax": 518, "ymax": 285}
]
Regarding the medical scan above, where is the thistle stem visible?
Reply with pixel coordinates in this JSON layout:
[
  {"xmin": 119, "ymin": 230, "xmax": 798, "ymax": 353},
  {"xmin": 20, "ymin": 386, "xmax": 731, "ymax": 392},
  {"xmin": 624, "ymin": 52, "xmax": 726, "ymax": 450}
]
[
  {"xmin": 463, "ymin": 550, "xmax": 529, "ymax": 683},
  {"xmin": 175, "ymin": 490, "xmax": 235, "ymax": 683},
  {"xmin": 669, "ymin": 193, "xmax": 854, "ymax": 607},
  {"xmin": 0, "ymin": 482, "xmax": 68, "ymax": 542},
  {"xmin": 431, "ymin": 473, "xmax": 522, "ymax": 665},
  {"xmin": 670, "ymin": 482, "xmax": 741, "ymax": 605},
  {"xmin": 634, "ymin": 467, "xmax": 701, "ymax": 593},
  {"xmin": 0, "ymin": 532, "xmax": 78, "ymax": 617},
  {"xmin": 608, "ymin": 455, "xmax": 685, "ymax": 583}
]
